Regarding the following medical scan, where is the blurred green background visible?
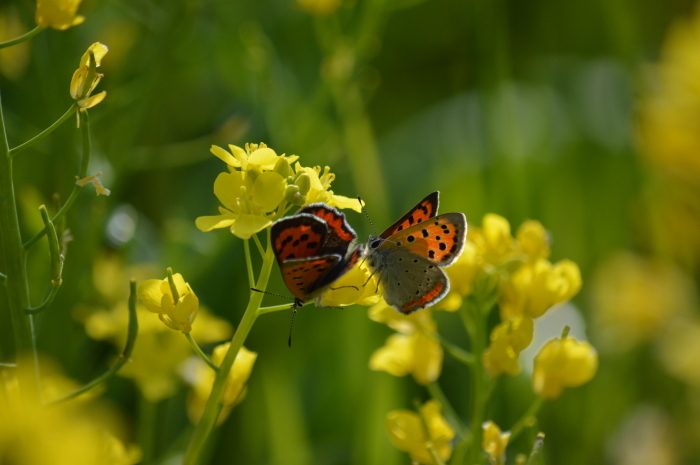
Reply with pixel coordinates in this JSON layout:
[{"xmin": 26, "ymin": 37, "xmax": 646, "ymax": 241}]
[{"xmin": 2, "ymin": 0, "xmax": 700, "ymax": 463}]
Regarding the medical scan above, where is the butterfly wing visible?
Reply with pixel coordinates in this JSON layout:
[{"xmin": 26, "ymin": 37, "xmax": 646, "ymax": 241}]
[
  {"xmin": 306, "ymin": 244, "xmax": 366, "ymax": 296},
  {"xmin": 279, "ymin": 255, "xmax": 342, "ymax": 301},
  {"xmin": 271, "ymin": 213, "xmax": 329, "ymax": 263},
  {"xmin": 373, "ymin": 249, "xmax": 449, "ymax": 314},
  {"xmin": 382, "ymin": 212, "xmax": 467, "ymax": 266},
  {"xmin": 379, "ymin": 191, "xmax": 440, "ymax": 239},
  {"xmin": 298, "ymin": 203, "xmax": 357, "ymax": 256}
]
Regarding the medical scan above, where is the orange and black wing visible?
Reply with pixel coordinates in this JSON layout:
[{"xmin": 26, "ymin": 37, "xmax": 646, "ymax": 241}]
[
  {"xmin": 306, "ymin": 245, "xmax": 366, "ymax": 295},
  {"xmin": 279, "ymin": 255, "xmax": 341, "ymax": 301},
  {"xmin": 380, "ymin": 191, "xmax": 440, "ymax": 239},
  {"xmin": 298, "ymin": 203, "xmax": 357, "ymax": 255},
  {"xmin": 271, "ymin": 214, "xmax": 328, "ymax": 263}
]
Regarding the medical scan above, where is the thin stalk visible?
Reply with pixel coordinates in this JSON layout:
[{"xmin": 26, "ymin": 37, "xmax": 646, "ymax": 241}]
[
  {"xmin": 427, "ymin": 444, "xmax": 447, "ymax": 465},
  {"xmin": 10, "ymin": 104, "xmax": 76, "ymax": 157},
  {"xmin": 25, "ymin": 205, "xmax": 64, "ymax": 314},
  {"xmin": 435, "ymin": 332, "xmax": 475, "ymax": 365},
  {"xmin": 252, "ymin": 233, "xmax": 265, "ymax": 257},
  {"xmin": 186, "ymin": 333, "xmax": 219, "ymax": 372},
  {"xmin": 0, "ymin": 86, "xmax": 38, "ymax": 394},
  {"xmin": 462, "ymin": 299, "xmax": 488, "ymax": 464},
  {"xmin": 0, "ymin": 26, "xmax": 43, "ymax": 50},
  {"xmin": 257, "ymin": 303, "xmax": 294, "ymax": 315},
  {"xmin": 23, "ymin": 109, "xmax": 92, "ymax": 250},
  {"xmin": 182, "ymin": 229, "xmax": 276, "ymax": 465},
  {"xmin": 24, "ymin": 282, "xmax": 60, "ymax": 314},
  {"xmin": 243, "ymin": 239, "xmax": 255, "ymax": 288},
  {"xmin": 50, "ymin": 280, "xmax": 139, "ymax": 404},
  {"xmin": 427, "ymin": 381, "xmax": 469, "ymax": 441},
  {"xmin": 509, "ymin": 398, "xmax": 543, "ymax": 441}
]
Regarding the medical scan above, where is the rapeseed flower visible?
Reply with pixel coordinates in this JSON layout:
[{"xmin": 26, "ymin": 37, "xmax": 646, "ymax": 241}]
[
  {"xmin": 70, "ymin": 43, "xmax": 107, "ymax": 111},
  {"xmin": 532, "ymin": 335, "xmax": 598, "ymax": 400},
  {"xmin": 483, "ymin": 317, "xmax": 534, "ymax": 377},
  {"xmin": 317, "ymin": 259, "xmax": 381, "ymax": 307},
  {"xmin": 35, "ymin": 0, "xmax": 84, "ymax": 30},
  {"xmin": 482, "ymin": 420, "xmax": 511, "ymax": 465},
  {"xmin": 385, "ymin": 400, "xmax": 455, "ymax": 465},
  {"xmin": 183, "ymin": 343, "xmax": 257, "ymax": 424},
  {"xmin": 138, "ymin": 271, "xmax": 199, "ymax": 334}
]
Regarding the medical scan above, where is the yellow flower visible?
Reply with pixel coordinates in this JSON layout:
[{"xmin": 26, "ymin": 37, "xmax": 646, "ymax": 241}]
[
  {"xmin": 316, "ymin": 260, "xmax": 381, "ymax": 307},
  {"xmin": 435, "ymin": 240, "xmax": 479, "ymax": 310},
  {"xmin": 483, "ymin": 317, "xmax": 534, "ymax": 377},
  {"xmin": 591, "ymin": 252, "xmax": 695, "ymax": 351},
  {"xmin": 369, "ymin": 302, "xmax": 443, "ymax": 385},
  {"xmin": 500, "ymin": 258, "xmax": 582, "ymax": 320},
  {"xmin": 0, "ymin": 359, "xmax": 139, "ymax": 465},
  {"xmin": 293, "ymin": 163, "xmax": 361, "ymax": 212},
  {"xmin": 532, "ymin": 336, "xmax": 598, "ymax": 400},
  {"xmin": 70, "ymin": 43, "xmax": 108, "ymax": 109},
  {"xmin": 482, "ymin": 420, "xmax": 511, "ymax": 465},
  {"xmin": 76, "ymin": 172, "xmax": 111, "ymax": 196},
  {"xmin": 212, "ymin": 143, "xmax": 298, "ymax": 173},
  {"xmin": 138, "ymin": 272, "xmax": 199, "ymax": 334},
  {"xmin": 385, "ymin": 400, "xmax": 455, "ymax": 465},
  {"xmin": 516, "ymin": 220, "xmax": 550, "ymax": 261},
  {"xmin": 296, "ymin": 0, "xmax": 342, "ymax": 16},
  {"xmin": 84, "ymin": 303, "xmax": 232, "ymax": 401},
  {"xmin": 35, "ymin": 0, "xmax": 85, "ymax": 30},
  {"xmin": 184, "ymin": 343, "xmax": 258, "ymax": 424},
  {"xmin": 470, "ymin": 214, "xmax": 516, "ymax": 267}
]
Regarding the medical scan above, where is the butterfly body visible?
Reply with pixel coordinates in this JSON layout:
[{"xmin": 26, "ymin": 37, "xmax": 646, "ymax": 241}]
[
  {"xmin": 366, "ymin": 192, "xmax": 466, "ymax": 314},
  {"xmin": 271, "ymin": 204, "xmax": 364, "ymax": 307}
]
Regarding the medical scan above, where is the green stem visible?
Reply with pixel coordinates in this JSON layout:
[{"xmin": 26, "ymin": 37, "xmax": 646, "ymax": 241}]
[
  {"xmin": 186, "ymin": 333, "xmax": 219, "ymax": 372},
  {"xmin": 462, "ymin": 299, "xmax": 488, "ymax": 464},
  {"xmin": 182, "ymin": 229, "xmax": 276, "ymax": 465},
  {"xmin": 23, "ymin": 109, "xmax": 92, "ymax": 250},
  {"xmin": 427, "ymin": 381, "xmax": 470, "ymax": 441},
  {"xmin": 10, "ymin": 104, "xmax": 76, "ymax": 157},
  {"xmin": 166, "ymin": 267, "xmax": 180, "ymax": 301},
  {"xmin": 24, "ymin": 281, "xmax": 61, "ymax": 314},
  {"xmin": 252, "ymin": 233, "xmax": 265, "ymax": 257},
  {"xmin": 50, "ymin": 280, "xmax": 139, "ymax": 404},
  {"xmin": 243, "ymin": 239, "xmax": 255, "ymax": 288},
  {"xmin": 525, "ymin": 432, "xmax": 545, "ymax": 465},
  {"xmin": 509, "ymin": 398, "xmax": 543, "ymax": 441},
  {"xmin": 0, "ymin": 85, "xmax": 38, "ymax": 394},
  {"xmin": 257, "ymin": 303, "xmax": 294, "ymax": 315},
  {"xmin": 0, "ymin": 26, "xmax": 43, "ymax": 50},
  {"xmin": 435, "ymin": 333, "xmax": 475, "ymax": 366},
  {"xmin": 25, "ymin": 205, "xmax": 64, "ymax": 314}
]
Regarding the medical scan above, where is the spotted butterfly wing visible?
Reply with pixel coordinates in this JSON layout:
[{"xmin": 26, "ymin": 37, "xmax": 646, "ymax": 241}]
[
  {"xmin": 297, "ymin": 203, "xmax": 357, "ymax": 255},
  {"xmin": 381, "ymin": 213, "xmax": 466, "ymax": 266},
  {"xmin": 379, "ymin": 191, "xmax": 439, "ymax": 239}
]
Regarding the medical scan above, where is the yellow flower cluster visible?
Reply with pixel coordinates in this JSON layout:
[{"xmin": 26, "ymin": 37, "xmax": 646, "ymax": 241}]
[
  {"xmin": 368, "ymin": 304, "xmax": 442, "ymax": 385},
  {"xmin": 385, "ymin": 400, "xmax": 455, "ymax": 465},
  {"xmin": 532, "ymin": 335, "xmax": 598, "ymax": 400},
  {"xmin": 196, "ymin": 143, "xmax": 359, "ymax": 239},
  {"xmin": 70, "ymin": 43, "xmax": 108, "ymax": 111},
  {"xmin": 482, "ymin": 420, "xmax": 511, "ymax": 465},
  {"xmin": 138, "ymin": 271, "xmax": 199, "ymax": 334},
  {"xmin": 184, "ymin": 343, "xmax": 257, "ymax": 425},
  {"xmin": 0, "ymin": 361, "xmax": 139, "ymax": 465}
]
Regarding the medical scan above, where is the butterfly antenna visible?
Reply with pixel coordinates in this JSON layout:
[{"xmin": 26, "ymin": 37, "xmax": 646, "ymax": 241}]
[
  {"xmin": 288, "ymin": 305, "xmax": 298, "ymax": 347},
  {"xmin": 250, "ymin": 288, "xmax": 295, "ymax": 300},
  {"xmin": 357, "ymin": 196, "xmax": 377, "ymax": 237}
]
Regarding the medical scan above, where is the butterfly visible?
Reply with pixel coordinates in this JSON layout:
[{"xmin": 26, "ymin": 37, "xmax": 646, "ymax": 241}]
[
  {"xmin": 270, "ymin": 203, "xmax": 365, "ymax": 312},
  {"xmin": 365, "ymin": 191, "xmax": 467, "ymax": 314}
]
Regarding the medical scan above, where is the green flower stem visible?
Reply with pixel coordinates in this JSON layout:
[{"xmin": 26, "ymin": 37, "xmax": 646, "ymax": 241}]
[
  {"xmin": 243, "ymin": 239, "xmax": 255, "ymax": 288},
  {"xmin": 185, "ymin": 333, "xmax": 219, "ymax": 372},
  {"xmin": 461, "ymin": 298, "xmax": 488, "ymax": 464},
  {"xmin": 182, "ymin": 229, "xmax": 276, "ymax": 465},
  {"xmin": 10, "ymin": 104, "xmax": 77, "ymax": 157},
  {"xmin": 257, "ymin": 303, "xmax": 294, "ymax": 315},
  {"xmin": 0, "ymin": 26, "xmax": 43, "ymax": 50},
  {"xmin": 428, "ymin": 381, "xmax": 470, "ymax": 442},
  {"xmin": 25, "ymin": 206, "xmax": 63, "ymax": 314},
  {"xmin": 252, "ymin": 233, "xmax": 265, "ymax": 257},
  {"xmin": 166, "ymin": 267, "xmax": 180, "ymax": 301},
  {"xmin": 23, "ymin": 109, "xmax": 92, "ymax": 250},
  {"xmin": 50, "ymin": 280, "xmax": 139, "ymax": 404},
  {"xmin": 0, "ymin": 86, "xmax": 38, "ymax": 393},
  {"xmin": 525, "ymin": 432, "xmax": 546, "ymax": 465},
  {"xmin": 435, "ymin": 333, "xmax": 475, "ymax": 366},
  {"xmin": 509, "ymin": 398, "xmax": 543, "ymax": 441}
]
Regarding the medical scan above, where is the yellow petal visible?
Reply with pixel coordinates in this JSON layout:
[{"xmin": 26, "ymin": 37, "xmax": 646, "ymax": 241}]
[
  {"xmin": 174, "ymin": 290, "xmax": 199, "ymax": 333},
  {"xmin": 80, "ymin": 42, "xmax": 108, "ymax": 68},
  {"xmin": 369, "ymin": 333, "xmax": 413, "ymax": 377},
  {"xmin": 69, "ymin": 68, "xmax": 85, "ymax": 100},
  {"xmin": 78, "ymin": 91, "xmax": 106, "ymax": 109},
  {"xmin": 195, "ymin": 212, "xmax": 237, "ymax": 232},
  {"xmin": 411, "ymin": 332, "xmax": 443, "ymax": 385},
  {"xmin": 213, "ymin": 171, "xmax": 245, "ymax": 209},
  {"xmin": 328, "ymin": 194, "xmax": 362, "ymax": 212},
  {"xmin": 211, "ymin": 145, "xmax": 240, "ymax": 167},
  {"xmin": 137, "ymin": 279, "xmax": 165, "ymax": 313},
  {"xmin": 35, "ymin": 0, "xmax": 85, "ymax": 30},
  {"xmin": 228, "ymin": 144, "xmax": 248, "ymax": 164},
  {"xmin": 247, "ymin": 147, "xmax": 280, "ymax": 170},
  {"xmin": 230, "ymin": 214, "xmax": 272, "ymax": 239},
  {"xmin": 250, "ymin": 172, "xmax": 286, "ymax": 212}
]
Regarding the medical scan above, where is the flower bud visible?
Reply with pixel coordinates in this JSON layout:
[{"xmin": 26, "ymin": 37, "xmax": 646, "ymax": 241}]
[
  {"xmin": 285, "ymin": 184, "xmax": 300, "ymax": 202},
  {"xmin": 296, "ymin": 173, "xmax": 311, "ymax": 195},
  {"xmin": 292, "ymin": 194, "xmax": 307, "ymax": 206},
  {"xmin": 274, "ymin": 157, "xmax": 291, "ymax": 178}
]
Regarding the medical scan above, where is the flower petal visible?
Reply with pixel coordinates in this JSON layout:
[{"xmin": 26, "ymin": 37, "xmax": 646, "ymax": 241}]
[
  {"xmin": 137, "ymin": 279, "xmax": 165, "ymax": 313},
  {"xmin": 211, "ymin": 145, "xmax": 240, "ymax": 167},
  {"xmin": 247, "ymin": 147, "xmax": 280, "ymax": 170},
  {"xmin": 78, "ymin": 91, "xmax": 106, "ymax": 109},
  {"xmin": 328, "ymin": 194, "xmax": 362, "ymax": 212},
  {"xmin": 213, "ymin": 171, "xmax": 245, "ymax": 210},
  {"xmin": 195, "ymin": 212, "xmax": 237, "ymax": 232},
  {"xmin": 250, "ymin": 172, "xmax": 286, "ymax": 212},
  {"xmin": 230, "ymin": 214, "xmax": 272, "ymax": 239}
]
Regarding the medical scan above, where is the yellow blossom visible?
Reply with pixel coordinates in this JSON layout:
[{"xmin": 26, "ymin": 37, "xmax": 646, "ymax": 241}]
[
  {"xmin": 84, "ymin": 302, "xmax": 231, "ymax": 401},
  {"xmin": 317, "ymin": 259, "xmax": 381, "ymax": 307},
  {"xmin": 369, "ymin": 302, "xmax": 443, "ymax": 385},
  {"xmin": 471, "ymin": 214, "xmax": 516, "ymax": 266},
  {"xmin": 435, "ymin": 240, "xmax": 479, "ymax": 310},
  {"xmin": 293, "ymin": 163, "xmax": 361, "ymax": 212},
  {"xmin": 500, "ymin": 258, "xmax": 582, "ymax": 320},
  {"xmin": 591, "ymin": 252, "xmax": 695, "ymax": 351},
  {"xmin": 482, "ymin": 420, "xmax": 511, "ymax": 465},
  {"xmin": 385, "ymin": 400, "xmax": 455, "ymax": 465},
  {"xmin": 184, "ymin": 343, "xmax": 257, "ymax": 424},
  {"xmin": 76, "ymin": 172, "xmax": 111, "ymax": 196},
  {"xmin": 212, "ymin": 143, "xmax": 298, "ymax": 173},
  {"xmin": 70, "ymin": 43, "xmax": 108, "ymax": 109},
  {"xmin": 483, "ymin": 317, "xmax": 534, "ymax": 377},
  {"xmin": 516, "ymin": 220, "xmax": 550, "ymax": 261},
  {"xmin": 138, "ymin": 271, "xmax": 199, "ymax": 334},
  {"xmin": 35, "ymin": 0, "xmax": 85, "ymax": 30},
  {"xmin": 532, "ymin": 336, "xmax": 598, "ymax": 400}
]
